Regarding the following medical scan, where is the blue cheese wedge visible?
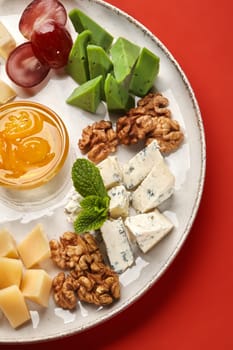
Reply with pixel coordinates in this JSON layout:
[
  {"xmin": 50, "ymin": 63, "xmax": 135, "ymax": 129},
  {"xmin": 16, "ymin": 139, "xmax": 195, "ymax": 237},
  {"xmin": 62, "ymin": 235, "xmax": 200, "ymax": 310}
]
[
  {"xmin": 98, "ymin": 156, "xmax": 122, "ymax": 189},
  {"xmin": 125, "ymin": 209, "xmax": 173, "ymax": 253},
  {"xmin": 108, "ymin": 185, "xmax": 131, "ymax": 219},
  {"xmin": 101, "ymin": 218, "xmax": 134, "ymax": 273},
  {"xmin": 122, "ymin": 140, "xmax": 163, "ymax": 189},
  {"xmin": 132, "ymin": 160, "xmax": 175, "ymax": 213},
  {"xmin": 64, "ymin": 190, "xmax": 83, "ymax": 223}
]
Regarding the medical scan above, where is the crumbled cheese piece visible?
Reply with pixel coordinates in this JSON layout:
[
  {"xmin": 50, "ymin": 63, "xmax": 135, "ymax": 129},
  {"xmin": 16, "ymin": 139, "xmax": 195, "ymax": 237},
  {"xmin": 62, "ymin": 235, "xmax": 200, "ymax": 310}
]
[{"xmin": 64, "ymin": 190, "xmax": 83, "ymax": 223}]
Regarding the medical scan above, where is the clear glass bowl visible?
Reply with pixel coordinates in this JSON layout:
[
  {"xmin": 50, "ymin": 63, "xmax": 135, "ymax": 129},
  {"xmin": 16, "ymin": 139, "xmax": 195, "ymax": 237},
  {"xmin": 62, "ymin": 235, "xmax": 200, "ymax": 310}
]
[{"xmin": 0, "ymin": 100, "xmax": 69, "ymax": 190}]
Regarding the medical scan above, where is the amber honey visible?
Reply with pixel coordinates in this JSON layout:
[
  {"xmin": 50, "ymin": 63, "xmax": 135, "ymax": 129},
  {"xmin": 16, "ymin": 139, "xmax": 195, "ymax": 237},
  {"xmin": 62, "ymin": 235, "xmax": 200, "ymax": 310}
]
[{"xmin": 0, "ymin": 101, "xmax": 69, "ymax": 189}]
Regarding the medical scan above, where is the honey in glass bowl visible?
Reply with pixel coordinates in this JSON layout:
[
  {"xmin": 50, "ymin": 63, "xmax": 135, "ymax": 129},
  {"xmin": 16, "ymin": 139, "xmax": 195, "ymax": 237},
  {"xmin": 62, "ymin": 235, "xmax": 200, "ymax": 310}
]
[{"xmin": 0, "ymin": 101, "xmax": 69, "ymax": 190}]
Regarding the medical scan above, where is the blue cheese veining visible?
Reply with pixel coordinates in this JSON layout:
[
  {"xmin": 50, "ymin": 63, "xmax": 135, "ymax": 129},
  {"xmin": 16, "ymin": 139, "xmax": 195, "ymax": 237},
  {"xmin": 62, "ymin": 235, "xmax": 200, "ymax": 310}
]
[
  {"xmin": 132, "ymin": 158, "xmax": 175, "ymax": 213},
  {"xmin": 125, "ymin": 209, "xmax": 174, "ymax": 253},
  {"xmin": 122, "ymin": 140, "xmax": 163, "ymax": 190},
  {"xmin": 97, "ymin": 156, "xmax": 122, "ymax": 189},
  {"xmin": 101, "ymin": 218, "xmax": 134, "ymax": 273},
  {"xmin": 108, "ymin": 185, "xmax": 131, "ymax": 219}
]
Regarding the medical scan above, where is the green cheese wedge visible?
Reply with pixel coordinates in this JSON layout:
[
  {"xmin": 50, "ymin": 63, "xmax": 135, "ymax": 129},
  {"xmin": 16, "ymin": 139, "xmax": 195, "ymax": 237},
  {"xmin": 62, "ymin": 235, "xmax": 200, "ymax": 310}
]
[
  {"xmin": 66, "ymin": 30, "xmax": 91, "ymax": 85},
  {"xmin": 69, "ymin": 8, "xmax": 114, "ymax": 51},
  {"xmin": 104, "ymin": 73, "xmax": 135, "ymax": 113},
  {"xmin": 66, "ymin": 75, "xmax": 103, "ymax": 113},
  {"xmin": 87, "ymin": 44, "xmax": 113, "ymax": 99},
  {"xmin": 129, "ymin": 47, "xmax": 160, "ymax": 97},
  {"xmin": 110, "ymin": 37, "xmax": 140, "ymax": 83}
]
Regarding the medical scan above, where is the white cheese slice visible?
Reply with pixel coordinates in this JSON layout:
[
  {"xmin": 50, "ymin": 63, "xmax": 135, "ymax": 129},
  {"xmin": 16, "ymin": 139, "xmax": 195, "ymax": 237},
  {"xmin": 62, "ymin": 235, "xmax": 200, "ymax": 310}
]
[
  {"xmin": 108, "ymin": 185, "xmax": 130, "ymax": 218},
  {"xmin": 98, "ymin": 156, "xmax": 122, "ymax": 189},
  {"xmin": 0, "ymin": 22, "xmax": 16, "ymax": 59},
  {"xmin": 125, "ymin": 209, "xmax": 174, "ymax": 253},
  {"xmin": 122, "ymin": 140, "xmax": 163, "ymax": 189},
  {"xmin": 132, "ymin": 160, "xmax": 175, "ymax": 213},
  {"xmin": 0, "ymin": 80, "xmax": 16, "ymax": 105},
  {"xmin": 101, "ymin": 218, "xmax": 134, "ymax": 273}
]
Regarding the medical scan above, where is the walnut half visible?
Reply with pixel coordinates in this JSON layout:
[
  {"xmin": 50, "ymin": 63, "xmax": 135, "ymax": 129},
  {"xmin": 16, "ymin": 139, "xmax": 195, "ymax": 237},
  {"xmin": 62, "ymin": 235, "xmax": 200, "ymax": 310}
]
[
  {"xmin": 78, "ymin": 120, "xmax": 118, "ymax": 163},
  {"xmin": 146, "ymin": 116, "xmax": 184, "ymax": 153},
  {"xmin": 52, "ymin": 272, "xmax": 77, "ymax": 310},
  {"xmin": 50, "ymin": 232, "xmax": 120, "ymax": 309},
  {"xmin": 71, "ymin": 266, "xmax": 120, "ymax": 306},
  {"xmin": 116, "ymin": 92, "xmax": 184, "ymax": 154},
  {"xmin": 77, "ymin": 92, "xmax": 184, "ymax": 162}
]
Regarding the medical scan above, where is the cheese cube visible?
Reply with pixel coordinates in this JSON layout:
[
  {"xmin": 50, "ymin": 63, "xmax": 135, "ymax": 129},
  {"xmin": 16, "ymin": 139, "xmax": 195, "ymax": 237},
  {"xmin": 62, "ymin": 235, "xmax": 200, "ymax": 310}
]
[
  {"xmin": 122, "ymin": 140, "xmax": 163, "ymax": 189},
  {"xmin": 125, "ymin": 209, "xmax": 174, "ymax": 253},
  {"xmin": 0, "ymin": 257, "xmax": 22, "ymax": 288},
  {"xmin": 101, "ymin": 218, "xmax": 134, "ymax": 273},
  {"xmin": 98, "ymin": 156, "xmax": 122, "ymax": 189},
  {"xmin": 17, "ymin": 224, "xmax": 51, "ymax": 268},
  {"xmin": 21, "ymin": 269, "xmax": 52, "ymax": 307},
  {"xmin": 0, "ymin": 80, "xmax": 16, "ymax": 105},
  {"xmin": 108, "ymin": 185, "xmax": 130, "ymax": 218},
  {"xmin": 0, "ymin": 22, "xmax": 16, "ymax": 59},
  {"xmin": 0, "ymin": 228, "xmax": 18, "ymax": 258},
  {"xmin": 132, "ymin": 160, "xmax": 175, "ymax": 213},
  {"xmin": 0, "ymin": 285, "xmax": 30, "ymax": 328}
]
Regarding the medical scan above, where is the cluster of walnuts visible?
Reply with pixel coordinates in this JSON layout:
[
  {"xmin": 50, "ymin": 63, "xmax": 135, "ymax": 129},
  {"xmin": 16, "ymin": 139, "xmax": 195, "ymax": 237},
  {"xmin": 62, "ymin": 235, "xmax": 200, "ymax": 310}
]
[
  {"xmin": 50, "ymin": 232, "xmax": 120, "ymax": 310},
  {"xmin": 78, "ymin": 92, "xmax": 184, "ymax": 163}
]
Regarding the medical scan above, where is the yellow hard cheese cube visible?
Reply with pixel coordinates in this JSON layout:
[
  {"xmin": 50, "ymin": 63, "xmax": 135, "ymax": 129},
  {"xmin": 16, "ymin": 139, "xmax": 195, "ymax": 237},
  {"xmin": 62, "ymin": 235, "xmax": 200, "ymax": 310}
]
[
  {"xmin": 0, "ymin": 80, "xmax": 16, "ymax": 105},
  {"xmin": 0, "ymin": 257, "xmax": 22, "ymax": 288},
  {"xmin": 17, "ymin": 224, "xmax": 51, "ymax": 268},
  {"xmin": 0, "ymin": 285, "xmax": 30, "ymax": 328},
  {"xmin": 21, "ymin": 269, "xmax": 52, "ymax": 307},
  {"xmin": 0, "ymin": 228, "xmax": 18, "ymax": 258},
  {"xmin": 0, "ymin": 21, "xmax": 16, "ymax": 59}
]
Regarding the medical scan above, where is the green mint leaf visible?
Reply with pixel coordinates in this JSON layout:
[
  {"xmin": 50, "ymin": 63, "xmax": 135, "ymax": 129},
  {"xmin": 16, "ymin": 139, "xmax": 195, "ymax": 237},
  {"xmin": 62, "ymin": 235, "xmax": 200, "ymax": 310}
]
[
  {"xmin": 80, "ymin": 195, "xmax": 110, "ymax": 211},
  {"xmin": 74, "ymin": 207, "xmax": 108, "ymax": 234},
  {"xmin": 72, "ymin": 158, "xmax": 107, "ymax": 198}
]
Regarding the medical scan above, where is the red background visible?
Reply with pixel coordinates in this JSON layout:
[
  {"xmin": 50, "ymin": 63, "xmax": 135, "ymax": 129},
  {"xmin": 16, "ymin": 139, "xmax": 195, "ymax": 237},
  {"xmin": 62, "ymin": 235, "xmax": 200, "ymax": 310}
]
[{"xmin": 3, "ymin": 0, "xmax": 233, "ymax": 349}]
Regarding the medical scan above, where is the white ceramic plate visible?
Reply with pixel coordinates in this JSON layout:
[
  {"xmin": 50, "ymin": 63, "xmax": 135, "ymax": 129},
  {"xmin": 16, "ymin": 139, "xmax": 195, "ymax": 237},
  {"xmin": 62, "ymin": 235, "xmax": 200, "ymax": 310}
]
[{"xmin": 0, "ymin": 0, "xmax": 206, "ymax": 344}]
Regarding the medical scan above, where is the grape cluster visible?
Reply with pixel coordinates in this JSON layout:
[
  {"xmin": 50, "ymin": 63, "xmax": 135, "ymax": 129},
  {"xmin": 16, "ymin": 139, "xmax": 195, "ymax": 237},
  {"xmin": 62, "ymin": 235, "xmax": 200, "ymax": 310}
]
[{"xmin": 6, "ymin": 0, "xmax": 73, "ymax": 88}]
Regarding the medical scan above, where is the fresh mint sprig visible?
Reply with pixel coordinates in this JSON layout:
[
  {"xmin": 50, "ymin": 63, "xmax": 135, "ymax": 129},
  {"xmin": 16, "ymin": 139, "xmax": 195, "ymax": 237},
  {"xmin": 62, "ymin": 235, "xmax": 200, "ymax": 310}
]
[
  {"xmin": 80, "ymin": 195, "xmax": 110, "ymax": 211},
  {"xmin": 72, "ymin": 158, "xmax": 107, "ymax": 198},
  {"xmin": 71, "ymin": 159, "xmax": 110, "ymax": 234},
  {"xmin": 74, "ymin": 197, "xmax": 109, "ymax": 233}
]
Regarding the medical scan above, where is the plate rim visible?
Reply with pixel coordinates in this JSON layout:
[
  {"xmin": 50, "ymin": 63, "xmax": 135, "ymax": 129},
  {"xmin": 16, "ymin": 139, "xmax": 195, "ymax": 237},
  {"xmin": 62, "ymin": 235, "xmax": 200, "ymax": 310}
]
[{"xmin": 0, "ymin": 0, "xmax": 206, "ymax": 343}]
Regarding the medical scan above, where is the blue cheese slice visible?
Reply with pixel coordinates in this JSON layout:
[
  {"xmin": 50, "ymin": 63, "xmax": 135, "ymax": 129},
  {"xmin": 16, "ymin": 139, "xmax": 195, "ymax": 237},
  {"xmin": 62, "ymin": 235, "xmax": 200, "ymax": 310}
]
[
  {"xmin": 98, "ymin": 156, "xmax": 122, "ymax": 189},
  {"xmin": 108, "ymin": 185, "xmax": 131, "ymax": 219},
  {"xmin": 132, "ymin": 160, "xmax": 175, "ymax": 213},
  {"xmin": 125, "ymin": 209, "xmax": 173, "ymax": 253},
  {"xmin": 101, "ymin": 218, "xmax": 134, "ymax": 273},
  {"xmin": 122, "ymin": 140, "xmax": 163, "ymax": 189}
]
